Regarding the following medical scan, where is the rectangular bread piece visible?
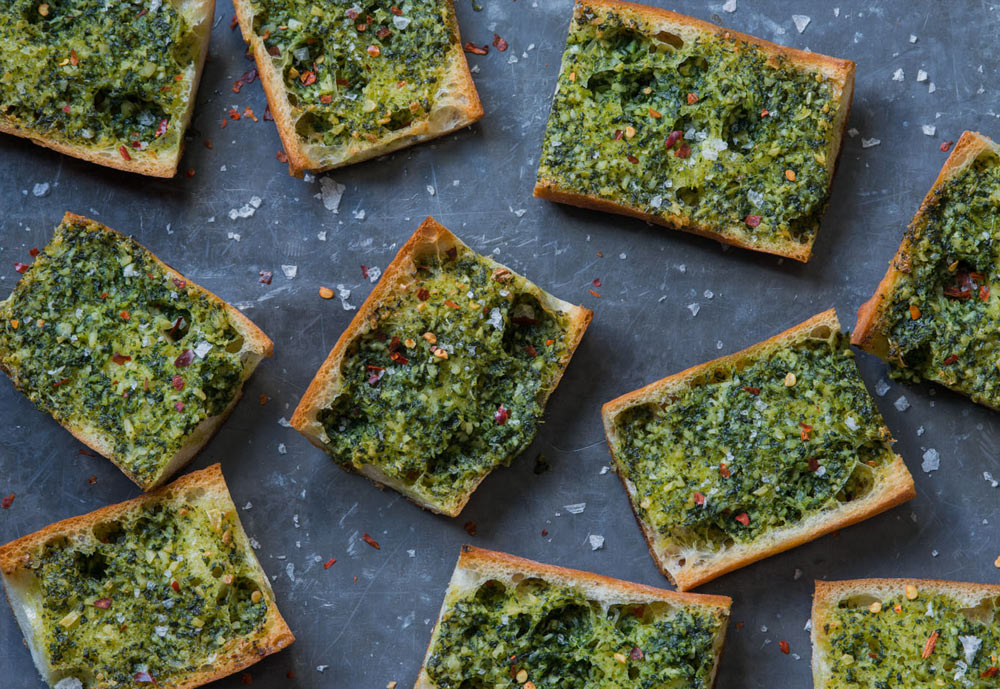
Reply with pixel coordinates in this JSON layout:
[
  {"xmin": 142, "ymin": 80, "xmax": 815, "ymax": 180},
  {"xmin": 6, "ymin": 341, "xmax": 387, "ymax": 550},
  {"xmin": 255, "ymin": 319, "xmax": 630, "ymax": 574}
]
[
  {"xmin": 415, "ymin": 545, "xmax": 731, "ymax": 689},
  {"xmin": 853, "ymin": 131, "xmax": 1000, "ymax": 409},
  {"xmin": 602, "ymin": 309, "xmax": 915, "ymax": 591},
  {"xmin": 290, "ymin": 216, "xmax": 592, "ymax": 516},
  {"xmin": 535, "ymin": 0, "xmax": 855, "ymax": 262},
  {"xmin": 0, "ymin": 213, "xmax": 273, "ymax": 491},
  {"xmin": 0, "ymin": 464, "xmax": 294, "ymax": 689},
  {"xmin": 813, "ymin": 578, "xmax": 1000, "ymax": 688},
  {"xmin": 232, "ymin": 0, "xmax": 483, "ymax": 176},
  {"xmin": 0, "ymin": 0, "xmax": 215, "ymax": 177}
]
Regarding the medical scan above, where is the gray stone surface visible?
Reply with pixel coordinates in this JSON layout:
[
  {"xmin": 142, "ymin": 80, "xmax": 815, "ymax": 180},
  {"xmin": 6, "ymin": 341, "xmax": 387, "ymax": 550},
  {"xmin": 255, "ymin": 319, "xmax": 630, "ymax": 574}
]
[{"xmin": 2, "ymin": 1, "xmax": 999, "ymax": 687}]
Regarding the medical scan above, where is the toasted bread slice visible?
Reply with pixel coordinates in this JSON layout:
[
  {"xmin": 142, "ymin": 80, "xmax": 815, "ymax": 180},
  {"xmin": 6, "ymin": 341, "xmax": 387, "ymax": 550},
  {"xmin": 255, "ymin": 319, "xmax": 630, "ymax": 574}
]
[
  {"xmin": 415, "ymin": 545, "xmax": 731, "ymax": 689},
  {"xmin": 0, "ymin": 0, "xmax": 215, "ymax": 177},
  {"xmin": 232, "ymin": 0, "xmax": 483, "ymax": 176},
  {"xmin": 602, "ymin": 309, "xmax": 915, "ymax": 591},
  {"xmin": 813, "ymin": 578, "xmax": 1000, "ymax": 688},
  {"xmin": 853, "ymin": 131, "xmax": 1000, "ymax": 409},
  {"xmin": 534, "ymin": 0, "xmax": 855, "ymax": 262},
  {"xmin": 0, "ymin": 464, "xmax": 294, "ymax": 689},
  {"xmin": 0, "ymin": 213, "xmax": 273, "ymax": 491},
  {"xmin": 291, "ymin": 217, "xmax": 591, "ymax": 516}
]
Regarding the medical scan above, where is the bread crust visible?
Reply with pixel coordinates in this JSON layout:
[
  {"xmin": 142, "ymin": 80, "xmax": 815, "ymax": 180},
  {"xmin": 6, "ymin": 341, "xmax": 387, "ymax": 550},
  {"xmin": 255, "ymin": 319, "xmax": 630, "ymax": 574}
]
[
  {"xmin": 0, "ymin": 464, "xmax": 295, "ymax": 689},
  {"xmin": 534, "ymin": 0, "xmax": 856, "ymax": 262},
  {"xmin": 0, "ymin": 213, "xmax": 273, "ymax": 490},
  {"xmin": 602, "ymin": 309, "xmax": 916, "ymax": 591},
  {"xmin": 811, "ymin": 577, "xmax": 1000, "ymax": 688},
  {"xmin": 290, "ymin": 217, "xmax": 592, "ymax": 516},
  {"xmin": 232, "ymin": 0, "xmax": 483, "ymax": 176},
  {"xmin": 0, "ymin": 0, "xmax": 215, "ymax": 178},
  {"xmin": 413, "ymin": 545, "xmax": 731, "ymax": 689},
  {"xmin": 852, "ymin": 131, "xmax": 998, "ymax": 370}
]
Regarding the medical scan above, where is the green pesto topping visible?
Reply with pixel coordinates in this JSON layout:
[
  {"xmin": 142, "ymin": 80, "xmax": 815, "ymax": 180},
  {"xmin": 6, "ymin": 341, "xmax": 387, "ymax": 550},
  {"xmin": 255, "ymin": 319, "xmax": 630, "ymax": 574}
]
[
  {"xmin": 0, "ymin": 218, "xmax": 250, "ymax": 487},
  {"xmin": 29, "ymin": 499, "xmax": 268, "ymax": 686},
  {"xmin": 823, "ymin": 590, "xmax": 1000, "ymax": 687},
  {"xmin": 317, "ymin": 246, "xmax": 574, "ymax": 512},
  {"xmin": 249, "ymin": 0, "xmax": 456, "ymax": 148},
  {"xmin": 538, "ymin": 5, "xmax": 842, "ymax": 251},
  {"xmin": 0, "ymin": 0, "xmax": 204, "ymax": 155},
  {"xmin": 881, "ymin": 150, "xmax": 1000, "ymax": 407},
  {"xmin": 426, "ymin": 577, "xmax": 723, "ymax": 689},
  {"xmin": 612, "ymin": 330, "xmax": 896, "ymax": 550}
]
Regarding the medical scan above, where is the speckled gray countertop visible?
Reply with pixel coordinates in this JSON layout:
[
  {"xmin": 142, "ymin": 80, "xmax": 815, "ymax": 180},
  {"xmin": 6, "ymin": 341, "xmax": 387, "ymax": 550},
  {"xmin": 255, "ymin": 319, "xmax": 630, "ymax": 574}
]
[{"xmin": 2, "ymin": 1, "xmax": 1000, "ymax": 687}]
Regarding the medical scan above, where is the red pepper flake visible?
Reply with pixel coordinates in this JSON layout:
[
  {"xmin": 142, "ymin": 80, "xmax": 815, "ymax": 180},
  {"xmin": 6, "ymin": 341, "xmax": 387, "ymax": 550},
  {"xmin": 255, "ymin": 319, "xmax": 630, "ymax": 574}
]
[
  {"xmin": 119, "ymin": 145, "xmax": 131, "ymax": 161},
  {"xmin": 493, "ymin": 33, "xmax": 508, "ymax": 51},
  {"xmin": 360, "ymin": 265, "xmax": 370, "ymax": 279},
  {"xmin": 761, "ymin": 108, "xmax": 770, "ymax": 117},
  {"xmin": 613, "ymin": 129, "xmax": 623, "ymax": 141},
  {"xmin": 779, "ymin": 640, "xmax": 790, "ymax": 655},
  {"xmin": 232, "ymin": 80, "xmax": 244, "ymax": 93},
  {"xmin": 174, "ymin": 350, "xmax": 195, "ymax": 367},
  {"xmin": 134, "ymin": 672, "xmax": 155, "ymax": 684},
  {"xmin": 799, "ymin": 422, "xmax": 813, "ymax": 441},
  {"xmin": 87, "ymin": 474, "xmax": 97, "ymax": 484},
  {"xmin": 172, "ymin": 375, "xmax": 185, "ymax": 391},
  {"xmin": 921, "ymin": 630, "xmax": 939, "ymax": 659},
  {"xmin": 61, "ymin": 103, "xmax": 71, "ymax": 114},
  {"xmin": 186, "ymin": 168, "xmax": 195, "ymax": 178},
  {"xmin": 541, "ymin": 529, "xmax": 548, "ymax": 537},
  {"xmin": 220, "ymin": 118, "xmax": 227, "ymax": 129},
  {"xmin": 156, "ymin": 119, "xmax": 169, "ymax": 137},
  {"xmin": 390, "ymin": 6, "xmax": 402, "ymax": 15},
  {"xmin": 940, "ymin": 140, "xmax": 954, "ymax": 152},
  {"xmin": 241, "ymin": 673, "xmax": 253, "ymax": 685},
  {"xmin": 376, "ymin": 27, "xmax": 391, "ymax": 39},
  {"xmin": 495, "ymin": 404, "xmax": 509, "ymax": 425},
  {"xmin": 136, "ymin": 8, "xmax": 148, "ymax": 17},
  {"xmin": 52, "ymin": 378, "xmax": 70, "ymax": 388},
  {"xmin": 417, "ymin": 288, "xmax": 430, "ymax": 301},
  {"xmin": 301, "ymin": 70, "xmax": 317, "ymax": 85},
  {"xmin": 464, "ymin": 521, "xmax": 477, "ymax": 536},
  {"xmin": 943, "ymin": 354, "xmax": 959, "ymax": 365},
  {"xmin": 808, "ymin": 457, "xmax": 819, "ymax": 472},
  {"xmin": 170, "ymin": 580, "xmax": 180, "ymax": 592},
  {"xmin": 1, "ymin": 494, "xmax": 13, "ymax": 509},
  {"xmin": 276, "ymin": 149, "xmax": 289, "ymax": 163},
  {"xmin": 228, "ymin": 14, "xmax": 239, "ymax": 28},
  {"xmin": 443, "ymin": 299, "xmax": 460, "ymax": 309},
  {"xmin": 741, "ymin": 386, "xmax": 760, "ymax": 395},
  {"xmin": 120, "ymin": 310, "xmax": 130, "ymax": 320},
  {"xmin": 463, "ymin": 41, "xmax": 488, "ymax": 55},
  {"xmin": 589, "ymin": 289, "xmax": 601, "ymax": 298},
  {"xmin": 111, "ymin": 353, "xmax": 132, "ymax": 365},
  {"xmin": 28, "ymin": 247, "xmax": 39, "ymax": 258},
  {"xmin": 745, "ymin": 215, "xmax": 762, "ymax": 228},
  {"xmin": 719, "ymin": 463, "xmax": 731, "ymax": 478},
  {"xmin": 593, "ymin": 278, "xmax": 602, "ymax": 287},
  {"xmin": 228, "ymin": 107, "xmax": 241, "ymax": 120},
  {"xmin": 174, "ymin": 401, "xmax": 185, "ymax": 412},
  {"xmin": 446, "ymin": 247, "xmax": 458, "ymax": 261},
  {"xmin": 259, "ymin": 270, "xmax": 273, "ymax": 285},
  {"xmin": 94, "ymin": 597, "xmax": 112, "ymax": 609},
  {"xmin": 356, "ymin": 22, "xmax": 367, "ymax": 31},
  {"xmin": 630, "ymin": 647, "xmax": 644, "ymax": 660},
  {"xmin": 319, "ymin": 94, "xmax": 334, "ymax": 105},
  {"xmin": 172, "ymin": 278, "xmax": 186, "ymax": 289},
  {"xmin": 981, "ymin": 667, "xmax": 999, "ymax": 678},
  {"xmin": 664, "ymin": 130, "xmax": 682, "ymax": 150},
  {"xmin": 524, "ymin": 344, "xmax": 538, "ymax": 357},
  {"xmin": 13, "ymin": 262, "xmax": 29, "ymax": 273},
  {"xmin": 362, "ymin": 533, "xmax": 380, "ymax": 549},
  {"xmin": 626, "ymin": 154, "xmax": 639, "ymax": 164},
  {"xmin": 267, "ymin": 45, "xmax": 280, "ymax": 56},
  {"xmin": 687, "ymin": 92, "xmax": 699, "ymax": 105},
  {"xmin": 674, "ymin": 142, "xmax": 691, "ymax": 158},
  {"xmin": 389, "ymin": 351, "xmax": 409, "ymax": 365},
  {"xmin": 693, "ymin": 492, "xmax": 706, "ymax": 506},
  {"xmin": 346, "ymin": 8, "xmax": 359, "ymax": 18},
  {"xmin": 323, "ymin": 557, "xmax": 336, "ymax": 569},
  {"xmin": 259, "ymin": 393, "xmax": 269, "ymax": 405},
  {"xmin": 735, "ymin": 512, "xmax": 750, "ymax": 526},
  {"xmin": 981, "ymin": 285, "xmax": 991, "ymax": 301},
  {"xmin": 367, "ymin": 366, "xmax": 384, "ymax": 386},
  {"xmin": 80, "ymin": 449, "xmax": 98, "ymax": 457}
]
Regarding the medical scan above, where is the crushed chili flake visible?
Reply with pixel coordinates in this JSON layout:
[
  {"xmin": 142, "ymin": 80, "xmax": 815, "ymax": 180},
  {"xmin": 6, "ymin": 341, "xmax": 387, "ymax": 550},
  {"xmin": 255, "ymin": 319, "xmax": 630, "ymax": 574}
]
[
  {"xmin": 360, "ymin": 265, "xmax": 370, "ymax": 279},
  {"xmin": 664, "ymin": 130, "xmax": 682, "ymax": 150},
  {"xmin": 417, "ymin": 288, "xmax": 431, "ymax": 301},
  {"xmin": 376, "ymin": 27, "xmax": 391, "ymax": 39},
  {"xmin": 80, "ymin": 449, "xmax": 98, "ymax": 458},
  {"xmin": 981, "ymin": 667, "xmax": 999, "ymax": 678},
  {"xmin": 464, "ymin": 521, "xmax": 478, "ymax": 536},
  {"xmin": 134, "ymin": 672, "xmax": 155, "ymax": 683},
  {"xmin": 241, "ymin": 673, "xmax": 253, "ymax": 685},
  {"xmin": 259, "ymin": 393, "xmax": 269, "ymax": 405},
  {"xmin": 592, "ymin": 278, "xmax": 602, "ymax": 287},
  {"xmin": 779, "ymin": 640, "xmax": 790, "ymax": 654},
  {"xmin": 389, "ymin": 351, "xmax": 409, "ymax": 365},
  {"xmin": 630, "ymin": 646, "xmax": 644, "ymax": 660},
  {"xmin": 761, "ymin": 108, "xmax": 769, "ymax": 117},
  {"xmin": 1, "ymin": 493, "xmax": 14, "ymax": 509},
  {"xmin": 589, "ymin": 289, "xmax": 601, "ymax": 298},
  {"xmin": 613, "ymin": 129, "xmax": 623, "ymax": 141},
  {"xmin": 61, "ymin": 103, "xmax": 71, "ymax": 114},
  {"xmin": 443, "ymin": 299, "xmax": 460, "ymax": 309},
  {"xmin": 493, "ymin": 33, "xmax": 508, "ymax": 51},
  {"xmin": 799, "ymin": 422, "xmax": 813, "ymax": 441},
  {"xmin": 259, "ymin": 270, "xmax": 273, "ymax": 285},
  {"xmin": 172, "ymin": 375, "xmax": 185, "ymax": 391},
  {"xmin": 626, "ymin": 153, "xmax": 639, "ymax": 164},
  {"xmin": 13, "ymin": 262, "xmax": 29, "ymax": 273},
  {"xmin": 232, "ymin": 80, "xmax": 244, "ymax": 94},
  {"xmin": 174, "ymin": 350, "xmax": 195, "ymax": 367},
  {"xmin": 390, "ymin": 6, "xmax": 402, "ymax": 15},
  {"xmin": 909, "ymin": 304, "xmax": 921, "ymax": 319},
  {"xmin": 323, "ymin": 557, "xmax": 336, "ymax": 569},
  {"xmin": 981, "ymin": 285, "xmax": 991, "ymax": 301},
  {"xmin": 693, "ymin": 492, "xmax": 706, "ymax": 506},
  {"xmin": 346, "ymin": 8, "xmax": 359, "ymax": 18},
  {"xmin": 943, "ymin": 354, "xmax": 959, "ymax": 365},
  {"xmin": 242, "ymin": 107, "xmax": 258, "ymax": 121},
  {"xmin": 741, "ymin": 386, "xmax": 760, "ymax": 395},
  {"xmin": 524, "ymin": 344, "xmax": 538, "ymax": 357},
  {"xmin": 362, "ymin": 533, "xmax": 380, "ymax": 549},
  {"xmin": 921, "ymin": 630, "xmax": 940, "ymax": 658},
  {"xmin": 186, "ymin": 168, "xmax": 196, "ymax": 178},
  {"xmin": 88, "ymin": 474, "xmax": 98, "ymax": 484},
  {"xmin": 808, "ymin": 457, "xmax": 819, "ymax": 472},
  {"xmin": 111, "ymin": 353, "xmax": 132, "ymax": 365},
  {"xmin": 229, "ymin": 15, "xmax": 239, "ymax": 28},
  {"xmin": 719, "ymin": 463, "xmax": 731, "ymax": 478},
  {"xmin": 735, "ymin": 512, "xmax": 750, "ymax": 525},
  {"xmin": 495, "ymin": 404, "xmax": 509, "ymax": 425},
  {"xmin": 119, "ymin": 145, "xmax": 131, "ymax": 161},
  {"xmin": 686, "ymin": 92, "xmax": 699, "ymax": 104},
  {"xmin": 744, "ymin": 215, "xmax": 763, "ymax": 227},
  {"xmin": 940, "ymin": 140, "xmax": 954, "ymax": 152},
  {"xmin": 463, "ymin": 41, "xmax": 488, "ymax": 55},
  {"xmin": 267, "ymin": 45, "xmax": 280, "ymax": 56},
  {"xmin": 541, "ymin": 529, "xmax": 548, "ymax": 537},
  {"xmin": 170, "ymin": 580, "xmax": 180, "ymax": 592},
  {"xmin": 69, "ymin": 49, "xmax": 79, "ymax": 66},
  {"xmin": 94, "ymin": 597, "xmax": 112, "ymax": 609},
  {"xmin": 228, "ymin": 107, "xmax": 241, "ymax": 120},
  {"xmin": 174, "ymin": 401, "xmax": 185, "ymax": 412},
  {"xmin": 674, "ymin": 142, "xmax": 691, "ymax": 158}
]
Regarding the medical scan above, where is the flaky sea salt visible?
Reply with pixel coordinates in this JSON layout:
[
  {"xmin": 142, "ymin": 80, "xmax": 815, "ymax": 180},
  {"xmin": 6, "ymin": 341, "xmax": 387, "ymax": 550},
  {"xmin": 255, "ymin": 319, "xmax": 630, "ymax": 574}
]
[
  {"xmin": 792, "ymin": 14, "xmax": 811, "ymax": 33},
  {"xmin": 921, "ymin": 448, "xmax": 940, "ymax": 473}
]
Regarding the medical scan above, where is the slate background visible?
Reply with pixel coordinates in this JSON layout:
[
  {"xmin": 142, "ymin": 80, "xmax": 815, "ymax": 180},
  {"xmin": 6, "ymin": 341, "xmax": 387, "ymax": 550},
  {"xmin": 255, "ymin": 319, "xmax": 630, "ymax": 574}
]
[{"xmin": 2, "ymin": 1, "xmax": 1000, "ymax": 687}]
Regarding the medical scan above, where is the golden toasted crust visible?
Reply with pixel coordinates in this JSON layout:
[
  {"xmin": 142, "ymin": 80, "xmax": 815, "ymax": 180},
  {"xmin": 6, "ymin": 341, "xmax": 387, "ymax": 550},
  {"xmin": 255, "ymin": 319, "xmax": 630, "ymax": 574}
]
[
  {"xmin": 0, "ymin": 465, "xmax": 295, "ymax": 689},
  {"xmin": 0, "ymin": 0, "xmax": 215, "ymax": 178},
  {"xmin": 602, "ymin": 309, "xmax": 916, "ymax": 591},
  {"xmin": 414, "ymin": 545, "xmax": 731, "ymax": 689},
  {"xmin": 0, "ymin": 213, "xmax": 273, "ymax": 490},
  {"xmin": 291, "ymin": 217, "xmax": 592, "ymax": 516},
  {"xmin": 534, "ymin": 0, "xmax": 856, "ymax": 262},
  {"xmin": 232, "ymin": 0, "xmax": 483, "ymax": 176},
  {"xmin": 811, "ymin": 577, "xmax": 1000, "ymax": 688},
  {"xmin": 852, "ymin": 131, "xmax": 998, "ymax": 363}
]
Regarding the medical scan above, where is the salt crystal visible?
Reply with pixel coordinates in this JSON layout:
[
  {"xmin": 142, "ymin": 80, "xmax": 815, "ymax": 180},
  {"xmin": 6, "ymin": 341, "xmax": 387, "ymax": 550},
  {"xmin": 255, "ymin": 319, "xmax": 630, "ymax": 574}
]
[
  {"xmin": 564, "ymin": 502, "xmax": 586, "ymax": 515},
  {"xmin": 249, "ymin": 196, "xmax": 262, "ymax": 209},
  {"xmin": 366, "ymin": 266, "xmax": 382, "ymax": 282},
  {"xmin": 917, "ymin": 425, "xmax": 925, "ymax": 436},
  {"xmin": 193, "ymin": 341, "xmax": 213, "ymax": 358},
  {"xmin": 619, "ymin": 252, "xmax": 627, "ymax": 259},
  {"xmin": 319, "ymin": 177, "xmax": 345, "ymax": 213},
  {"xmin": 921, "ymin": 448, "xmax": 940, "ymax": 473},
  {"xmin": 244, "ymin": 502, "xmax": 253, "ymax": 510},
  {"xmin": 704, "ymin": 290, "xmax": 714, "ymax": 299},
  {"xmin": 874, "ymin": 378, "xmax": 890, "ymax": 396},
  {"xmin": 844, "ymin": 416, "xmax": 859, "ymax": 431},
  {"xmin": 426, "ymin": 185, "xmax": 436, "ymax": 196},
  {"xmin": 278, "ymin": 443, "xmax": 287, "ymax": 455},
  {"xmin": 32, "ymin": 182, "xmax": 50, "ymax": 197},
  {"xmin": 862, "ymin": 138, "xmax": 881, "ymax": 148},
  {"xmin": 317, "ymin": 231, "xmax": 327, "ymax": 241},
  {"xmin": 916, "ymin": 69, "xmax": 928, "ymax": 82},
  {"xmin": 794, "ymin": 568, "xmax": 803, "ymax": 580},
  {"xmin": 922, "ymin": 124, "xmax": 936, "ymax": 136},
  {"xmin": 984, "ymin": 471, "xmax": 999, "ymax": 488},
  {"xmin": 588, "ymin": 534, "xmax": 605, "ymax": 550},
  {"xmin": 278, "ymin": 417, "xmax": 292, "ymax": 427},
  {"xmin": 337, "ymin": 284, "xmax": 356, "ymax": 311},
  {"xmin": 848, "ymin": 128, "xmax": 860, "ymax": 137},
  {"xmin": 722, "ymin": 0, "xmax": 736, "ymax": 12},
  {"xmin": 892, "ymin": 68, "xmax": 905, "ymax": 81},
  {"xmin": 928, "ymin": 82, "xmax": 936, "ymax": 93},
  {"xmin": 687, "ymin": 303, "xmax": 700, "ymax": 317},
  {"xmin": 55, "ymin": 679, "xmax": 83, "ymax": 689},
  {"xmin": 792, "ymin": 14, "xmax": 811, "ymax": 33},
  {"xmin": 600, "ymin": 466, "xmax": 609, "ymax": 475},
  {"xmin": 931, "ymin": 549, "xmax": 939, "ymax": 557},
  {"xmin": 281, "ymin": 264, "xmax": 298, "ymax": 280},
  {"xmin": 316, "ymin": 666, "xmax": 328, "ymax": 673},
  {"xmin": 392, "ymin": 15, "xmax": 411, "ymax": 29},
  {"xmin": 909, "ymin": 34, "xmax": 917, "ymax": 43},
  {"xmin": 352, "ymin": 209, "xmax": 366, "ymax": 221},
  {"xmin": 894, "ymin": 396, "xmax": 910, "ymax": 412}
]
